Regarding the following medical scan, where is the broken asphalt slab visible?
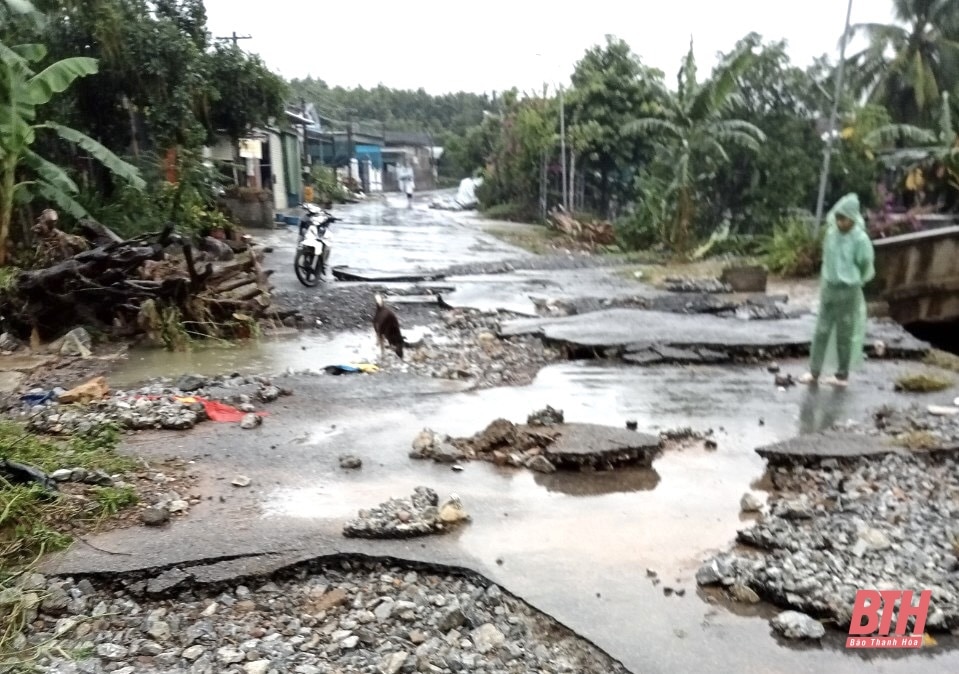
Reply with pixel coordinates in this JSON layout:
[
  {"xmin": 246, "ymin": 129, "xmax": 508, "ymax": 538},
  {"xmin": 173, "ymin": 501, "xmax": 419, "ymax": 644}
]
[
  {"xmin": 331, "ymin": 265, "xmax": 446, "ymax": 283},
  {"xmin": 498, "ymin": 309, "xmax": 930, "ymax": 360},
  {"xmin": 542, "ymin": 423, "xmax": 660, "ymax": 468},
  {"xmin": 754, "ymin": 431, "xmax": 906, "ymax": 465}
]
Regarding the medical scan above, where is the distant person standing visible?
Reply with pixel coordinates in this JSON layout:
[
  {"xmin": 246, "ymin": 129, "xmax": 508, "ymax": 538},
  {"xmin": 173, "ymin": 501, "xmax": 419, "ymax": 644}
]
[
  {"xmin": 398, "ymin": 161, "xmax": 415, "ymax": 207},
  {"xmin": 800, "ymin": 193, "xmax": 876, "ymax": 388}
]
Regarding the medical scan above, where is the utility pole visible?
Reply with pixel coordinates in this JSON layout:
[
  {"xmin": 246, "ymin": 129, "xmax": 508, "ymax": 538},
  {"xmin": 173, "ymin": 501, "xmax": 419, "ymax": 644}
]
[
  {"xmin": 559, "ymin": 85, "xmax": 568, "ymax": 211},
  {"xmin": 814, "ymin": 0, "xmax": 854, "ymax": 228},
  {"xmin": 216, "ymin": 32, "xmax": 252, "ymax": 48},
  {"xmin": 346, "ymin": 111, "xmax": 355, "ymax": 181}
]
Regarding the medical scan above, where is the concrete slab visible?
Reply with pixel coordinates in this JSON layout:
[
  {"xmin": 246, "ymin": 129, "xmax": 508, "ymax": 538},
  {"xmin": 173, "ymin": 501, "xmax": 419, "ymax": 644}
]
[
  {"xmin": 499, "ymin": 309, "xmax": 930, "ymax": 358},
  {"xmin": 331, "ymin": 265, "xmax": 446, "ymax": 283},
  {"xmin": 543, "ymin": 423, "xmax": 660, "ymax": 468},
  {"xmin": 389, "ymin": 294, "xmax": 442, "ymax": 305},
  {"xmin": 754, "ymin": 431, "xmax": 904, "ymax": 464}
]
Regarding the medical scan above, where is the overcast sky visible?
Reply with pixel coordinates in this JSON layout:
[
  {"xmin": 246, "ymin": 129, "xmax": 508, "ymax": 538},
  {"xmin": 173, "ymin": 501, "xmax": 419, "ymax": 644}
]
[{"xmin": 202, "ymin": 0, "xmax": 893, "ymax": 95}]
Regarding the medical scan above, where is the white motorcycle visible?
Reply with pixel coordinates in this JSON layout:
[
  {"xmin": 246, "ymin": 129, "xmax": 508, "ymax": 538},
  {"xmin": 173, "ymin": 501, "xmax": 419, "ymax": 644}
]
[{"xmin": 294, "ymin": 203, "xmax": 337, "ymax": 287}]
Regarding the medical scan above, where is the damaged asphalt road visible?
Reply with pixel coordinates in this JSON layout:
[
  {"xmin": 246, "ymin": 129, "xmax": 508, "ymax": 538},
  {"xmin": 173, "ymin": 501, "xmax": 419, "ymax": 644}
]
[{"xmin": 22, "ymin": 194, "xmax": 959, "ymax": 674}]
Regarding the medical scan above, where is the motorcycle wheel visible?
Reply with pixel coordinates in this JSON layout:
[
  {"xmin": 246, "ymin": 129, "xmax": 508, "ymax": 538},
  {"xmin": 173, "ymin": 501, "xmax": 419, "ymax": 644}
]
[{"xmin": 294, "ymin": 248, "xmax": 322, "ymax": 287}]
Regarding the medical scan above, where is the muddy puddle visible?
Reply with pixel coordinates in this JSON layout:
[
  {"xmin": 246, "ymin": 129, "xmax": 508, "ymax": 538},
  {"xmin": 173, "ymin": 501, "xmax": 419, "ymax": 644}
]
[{"xmin": 109, "ymin": 330, "xmax": 378, "ymax": 387}]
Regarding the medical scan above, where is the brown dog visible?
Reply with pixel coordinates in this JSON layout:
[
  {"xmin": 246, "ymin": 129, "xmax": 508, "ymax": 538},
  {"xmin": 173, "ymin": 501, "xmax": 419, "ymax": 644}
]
[{"xmin": 373, "ymin": 294, "xmax": 403, "ymax": 360}]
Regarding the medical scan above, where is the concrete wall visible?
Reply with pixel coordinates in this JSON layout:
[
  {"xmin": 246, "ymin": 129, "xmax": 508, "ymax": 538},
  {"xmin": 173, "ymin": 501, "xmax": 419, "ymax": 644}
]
[
  {"xmin": 870, "ymin": 225, "xmax": 959, "ymax": 324},
  {"xmin": 268, "ymin": 133, "xmax": 288, "ymax": 211}
]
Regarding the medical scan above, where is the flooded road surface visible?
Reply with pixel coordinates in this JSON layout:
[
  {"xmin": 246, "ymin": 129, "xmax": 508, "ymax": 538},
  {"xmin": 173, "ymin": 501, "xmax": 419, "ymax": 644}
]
[
  {"xmin": 42, "ymin": 196, "xmax": 958, "ymax": 673},
  {"xmin": 260, "ymin": 194, "xmax": 532, "ymax": 295},
  {"xmin": 48, "ymin": 354, "xmax": 959, "ymax": 674},
  {"xmin": 110, "ymin": 330, "xmax": 377, "ymax": 387}
]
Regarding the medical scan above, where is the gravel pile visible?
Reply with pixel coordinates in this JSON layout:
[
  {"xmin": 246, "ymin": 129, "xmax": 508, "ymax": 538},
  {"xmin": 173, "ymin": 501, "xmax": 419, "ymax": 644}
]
[
  {"xmin": 403, "ymin": 310, "xmax": 561, "ymax": 389},
  {"xmin": 342, "ymin": 487, "xmax": 470, "ymax": 539},
  {"xmin": 10, "ymin": 375, "xmax": 287, "ymax": 435},
  {"xmin": 696, "ymin": 452, "xmax": 959, "ymax": 632},
  {"xmin": 12, "ymin": 562, "xmax": 629, "ymax": 674}
]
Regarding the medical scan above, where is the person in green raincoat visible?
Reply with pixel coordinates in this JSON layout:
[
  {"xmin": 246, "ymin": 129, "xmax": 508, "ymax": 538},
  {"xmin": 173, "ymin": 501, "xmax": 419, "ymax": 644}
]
[{"xmin": 800, "ymin": 193, "xmax": 876, "ymax": 388}]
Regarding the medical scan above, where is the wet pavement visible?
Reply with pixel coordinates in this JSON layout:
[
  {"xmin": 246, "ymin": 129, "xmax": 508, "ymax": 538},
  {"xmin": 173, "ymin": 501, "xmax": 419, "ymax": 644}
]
[
  {"xmin": 45, "ymin": 361, "xmax": 959, "ymax": 674},
  {"xmin": 260, "ymin": 193, "xmax": 533, "ymax": 294},
  {"xmin": 500, "ymin": 308, "xmax": 929, "ymax": 357},
  {"xmin": 40, "ymin": 195, "xmax": 959, "ymax": 673}
]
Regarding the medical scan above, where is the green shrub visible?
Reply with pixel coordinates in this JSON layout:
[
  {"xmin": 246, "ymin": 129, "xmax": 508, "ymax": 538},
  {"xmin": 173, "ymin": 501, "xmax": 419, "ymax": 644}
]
[
  {"xmin": 763, "ymin": 215, "xmax": 823, "ymax": 277},
  {"xmin": 615, "ymin": 210, "xmax": 660, "ymax": 250},
  {"xmin": 310, "ymin": 166, "xmax": 348, "ymax": 204}
]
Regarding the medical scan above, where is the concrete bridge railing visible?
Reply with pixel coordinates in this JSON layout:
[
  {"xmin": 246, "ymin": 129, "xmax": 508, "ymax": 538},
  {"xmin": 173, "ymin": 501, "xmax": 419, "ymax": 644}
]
[{"xmin": 869, "ymin": 225, "xmax": 959, "ymax": 325}]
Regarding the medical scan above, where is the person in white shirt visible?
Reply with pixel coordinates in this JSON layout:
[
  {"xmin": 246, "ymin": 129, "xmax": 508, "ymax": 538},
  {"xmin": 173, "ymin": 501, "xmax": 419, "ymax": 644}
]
[{"xmin": 398, "ymin": 161, "xmax": 414, "ymax": 207}]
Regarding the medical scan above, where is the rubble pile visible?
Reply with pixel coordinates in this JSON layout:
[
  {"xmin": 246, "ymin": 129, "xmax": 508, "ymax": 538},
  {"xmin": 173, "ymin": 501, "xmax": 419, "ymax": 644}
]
[
  {"xmin": 10, "ymin": 564, "xmax": 629, "ymax": 674},
  {"xmin": 405, "ymin": 310, "xmax": 560, "ymax": 389},
  {"xmin": 10, "ymin": 374, "xmax": 288, "ymax": 434},
  {"xmin": 696, "ymin": 452, "xmax": 959, "ymax": 633},
  {"xmin": 662, "ymin": 277, "xmax": 732, "ymax": 294},
  {"xmin": 342, "ymin": 487, "xmax": 470, "ymax": 539},
  {"xmin": 410, "ymin": 412, "xmax": 661, "ymax": 473},
  {"xmin": 410, "ymin": 421, "xmax": 561, "ymax": 473}
]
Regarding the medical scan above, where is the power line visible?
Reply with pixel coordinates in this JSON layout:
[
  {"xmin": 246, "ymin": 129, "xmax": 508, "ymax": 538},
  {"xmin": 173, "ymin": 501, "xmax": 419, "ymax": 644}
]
[{"xmin": 215, "ymin": 32, "xmax": 252, "ymax": 47}]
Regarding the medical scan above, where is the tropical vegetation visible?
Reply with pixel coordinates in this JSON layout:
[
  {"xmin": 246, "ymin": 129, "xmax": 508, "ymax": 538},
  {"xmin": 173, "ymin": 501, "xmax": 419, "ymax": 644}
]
[{"xmin": 1, "ymin": 0, "xmax": 958, "ymax": 273}]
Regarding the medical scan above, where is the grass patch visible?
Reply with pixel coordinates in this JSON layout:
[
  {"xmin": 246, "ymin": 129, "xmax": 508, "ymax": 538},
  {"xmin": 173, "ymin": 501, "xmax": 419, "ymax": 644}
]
[
  {"xmin": 485, "ymin": 225, "xmax": 566, "ymax": 255},
  {"xmin": 894, "ymin": 371, "xmax": 954, "ymax": 393},
  {"xmin": 923, "ymin": 349, "xmax": 959, "ymax": 373},
  {"xmin": 481, "ymin": 202, "xmax": 539, "ymax": 223},
  {"xmin": 0, "ymin": 422, "xmax": 137, "ymax": 568},
  {"xmin": 91, "ymin": 485, "xmax": 138, "ymax": 517},
  {"xmin": 2, "ymin": 422, "xmax": 132, "ymax": 474}
]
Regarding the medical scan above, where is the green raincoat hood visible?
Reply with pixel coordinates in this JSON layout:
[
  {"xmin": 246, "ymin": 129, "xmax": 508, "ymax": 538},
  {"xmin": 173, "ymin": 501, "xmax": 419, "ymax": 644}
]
[
  {"xmin": 831, "ymin": 193, "xmax": 866, "ymax": 229},
  {"xmin": 821, "ymin": 192, "xmax": 874, "ymax": 287}
]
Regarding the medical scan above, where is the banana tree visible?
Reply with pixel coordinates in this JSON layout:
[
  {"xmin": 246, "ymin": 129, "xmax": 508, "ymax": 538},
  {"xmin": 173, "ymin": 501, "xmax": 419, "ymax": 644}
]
[
  {"xmin": 864, "ymin": 91, "xmax": 959, "ymax": 204},
  {"xmin": 622, "ymin": 41, "xmax": 766, "ymax": 256},
  {"xmin": 0, "ymin": 21, "xmax": 144, "ymax": 264}
]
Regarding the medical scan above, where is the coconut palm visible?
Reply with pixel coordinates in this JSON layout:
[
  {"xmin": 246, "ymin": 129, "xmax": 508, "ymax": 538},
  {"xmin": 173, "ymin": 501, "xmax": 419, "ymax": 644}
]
[
  {"xmin": 0, "ymin": 0, "xmax": 143, "ymax": 264},
  {"xmin": 846, "ymin": 0, "xmax": 959, "ymax": 126},
  {"xmin": 622, "ymin": 41, "xmax": 766, "ymax": 255}
]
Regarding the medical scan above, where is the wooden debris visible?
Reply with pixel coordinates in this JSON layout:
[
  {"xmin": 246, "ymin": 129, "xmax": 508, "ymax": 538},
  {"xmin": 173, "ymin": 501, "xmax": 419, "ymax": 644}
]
[
  {"xmin": 547, "ymin": 207, "xmax": 615, "ymax": 246},
  {"xmin": 6, "ymin": 211, "xmax": 278, "ymax": 345}
]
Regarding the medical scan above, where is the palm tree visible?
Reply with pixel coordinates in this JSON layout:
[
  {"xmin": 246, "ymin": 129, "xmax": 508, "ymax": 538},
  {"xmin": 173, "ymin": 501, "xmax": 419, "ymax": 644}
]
[
  {"xmin": 846, "ymin": 0, "xmax": 959, "ymax": 126},
  {"xmin": 622, "ymin": 41, "xmax": 766, "ymax": 255}
]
